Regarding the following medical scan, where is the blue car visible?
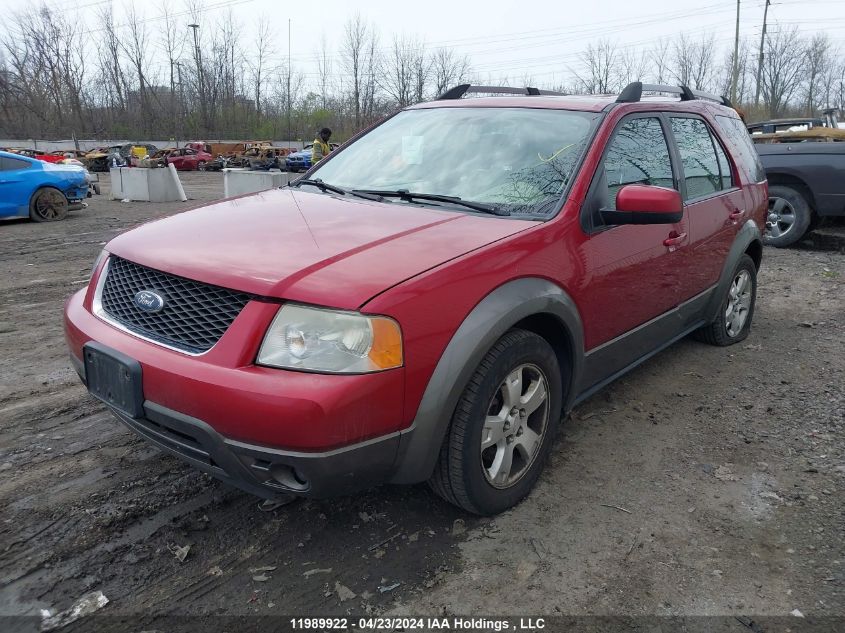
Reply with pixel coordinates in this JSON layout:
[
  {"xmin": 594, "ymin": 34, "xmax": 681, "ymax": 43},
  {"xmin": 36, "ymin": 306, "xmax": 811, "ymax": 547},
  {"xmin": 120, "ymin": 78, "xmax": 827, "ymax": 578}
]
[
  {"xmin": 285, "ymin": 142, "xmax": 339, "ymax": 172},
  {"xmin": 0, "ymin": 150, "xmax": 89, "ymax": 222},
  {"xmin": 285, "ymin": 146, "xmax": 313, "ymax": 173}
]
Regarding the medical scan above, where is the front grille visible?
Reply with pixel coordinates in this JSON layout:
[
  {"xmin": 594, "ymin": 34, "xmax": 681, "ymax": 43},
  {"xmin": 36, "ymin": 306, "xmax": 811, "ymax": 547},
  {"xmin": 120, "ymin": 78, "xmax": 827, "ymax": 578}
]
[{"xmin": 99, "ymin": 257, "xmax": 252, "ymax": 353}]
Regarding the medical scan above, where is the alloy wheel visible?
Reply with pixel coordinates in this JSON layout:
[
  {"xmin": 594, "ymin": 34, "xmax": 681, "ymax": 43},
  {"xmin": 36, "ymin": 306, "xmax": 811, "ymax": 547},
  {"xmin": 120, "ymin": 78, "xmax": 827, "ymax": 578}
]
[
  {"xmin": 480, "ymin": 363, "xmax": 550, "ymax": 489},
  {"xmin": 766, "ymin": 197, "xmax": 796, "ymax": 240},
  {"xmin": 725, "ymin": 269, "xmax": 752, "ymax": 337},
  {"xmin": 34, "ymin": 190, "xmax": 67, "ymax": 220}
]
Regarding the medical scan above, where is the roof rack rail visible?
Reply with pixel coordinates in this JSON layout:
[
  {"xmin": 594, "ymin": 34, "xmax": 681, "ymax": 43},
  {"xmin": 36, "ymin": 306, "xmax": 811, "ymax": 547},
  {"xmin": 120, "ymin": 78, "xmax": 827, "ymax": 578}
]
[
  {"xmin": 437, "ymin": 84, "xmax": 566, "ymax": 100},
  {"xmin": 616, "ymin": 82, "xmax": 733, "ymax": 107}
]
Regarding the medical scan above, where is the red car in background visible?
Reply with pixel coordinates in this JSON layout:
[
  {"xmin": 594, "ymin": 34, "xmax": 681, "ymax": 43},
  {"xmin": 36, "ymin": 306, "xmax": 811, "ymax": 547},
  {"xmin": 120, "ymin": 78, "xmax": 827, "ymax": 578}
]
[
  {"xmin": 150, "ymin": 147, "xmax": 213, "ymax": 171},
  {"xmin": 3, "ymin": 148, "xmax": 65, "ymax": 164}
]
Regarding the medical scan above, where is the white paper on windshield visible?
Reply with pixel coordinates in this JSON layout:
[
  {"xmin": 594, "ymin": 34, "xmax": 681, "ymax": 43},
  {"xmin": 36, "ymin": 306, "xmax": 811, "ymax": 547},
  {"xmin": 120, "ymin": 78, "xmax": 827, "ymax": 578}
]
[{"xmin": 402, "ymin": 136, "xmax": 424, "ymax": 165}]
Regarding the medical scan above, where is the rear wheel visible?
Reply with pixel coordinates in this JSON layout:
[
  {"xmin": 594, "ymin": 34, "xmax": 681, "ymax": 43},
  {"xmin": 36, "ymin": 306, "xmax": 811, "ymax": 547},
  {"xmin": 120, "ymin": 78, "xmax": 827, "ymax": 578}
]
[
  {"xmin": 429, "ymin": 329, "xmax": 563, "ymax": 515},
  {"xmin": 29, "ymin": 187, "xmax": 69, "ymax": 222},
  {"xmin": 694, "ymin": 254, "xmax": 757, "ymax": 346},
  {"xmin": 765, "ymin": 185, "xmax": 813, "ymax": 247}
]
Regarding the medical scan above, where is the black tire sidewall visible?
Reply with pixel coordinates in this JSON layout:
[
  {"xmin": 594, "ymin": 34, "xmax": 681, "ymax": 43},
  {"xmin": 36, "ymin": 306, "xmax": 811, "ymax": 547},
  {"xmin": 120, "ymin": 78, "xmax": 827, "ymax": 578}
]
[
  {"xmin": 717, "ymin": 255, "xmax": 757, "ymax": 344},
  {"xmin": 766, "ymin": 185, "xmax": 812, "ymax": 247},
  {"xmin": 29, "ymin": 187, "xmax": 68, "ymax": 222},
  {"xmin": 456, "ymin": 332, "xmax": 563, "ymax": 515}
]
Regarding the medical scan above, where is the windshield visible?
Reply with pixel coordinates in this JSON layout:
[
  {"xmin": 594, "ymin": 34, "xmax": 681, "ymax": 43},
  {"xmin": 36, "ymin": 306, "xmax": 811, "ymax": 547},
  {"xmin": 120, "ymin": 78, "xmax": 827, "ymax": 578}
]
[{"xmin": 310, "ymin": 107, "xmax": 598, "ymax": 216}]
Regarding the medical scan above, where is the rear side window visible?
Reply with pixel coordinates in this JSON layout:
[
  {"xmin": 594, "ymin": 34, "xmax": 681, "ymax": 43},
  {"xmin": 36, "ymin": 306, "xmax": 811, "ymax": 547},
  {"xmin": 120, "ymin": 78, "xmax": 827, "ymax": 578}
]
[
  {"xmin": 670, "ymin": 117, "xmax": 728, "ymax": 200},
  {"xmin": 601, "ymin": 117, "xmax": 674, "ymax": 210},
  {"xmin": 0, "ymin": 156, "xmax": 32, "ymax": 171},
  {"xmin": 715, "ymin": 114, "xmax": 766, "ymax": 183}
]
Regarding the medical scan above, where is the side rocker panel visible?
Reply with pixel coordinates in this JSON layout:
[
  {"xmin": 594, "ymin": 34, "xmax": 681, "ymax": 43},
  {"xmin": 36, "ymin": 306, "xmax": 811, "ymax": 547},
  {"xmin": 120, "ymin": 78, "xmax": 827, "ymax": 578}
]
[{"xmin": 390, "ymin": 278, "xmax": 583, "ymax": 484}]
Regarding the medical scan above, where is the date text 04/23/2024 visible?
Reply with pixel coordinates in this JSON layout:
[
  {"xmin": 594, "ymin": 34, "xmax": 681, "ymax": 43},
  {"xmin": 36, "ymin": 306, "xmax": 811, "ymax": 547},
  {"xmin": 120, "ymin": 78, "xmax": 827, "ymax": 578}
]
[{"xmin": 290, "ymin": 617, "xmax": 547, "ymax": 631}]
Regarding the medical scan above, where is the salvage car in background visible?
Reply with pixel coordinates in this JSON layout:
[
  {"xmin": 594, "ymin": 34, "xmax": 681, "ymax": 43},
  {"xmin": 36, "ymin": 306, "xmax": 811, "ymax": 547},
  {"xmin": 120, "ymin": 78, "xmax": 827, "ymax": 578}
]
[
  {"xmin": 150, "ymin": 147, "xmax": 213, "ymax": 171},
  {"xmin": 0, "ymin": 150, "xmax": 88, "ymax": 222},
  {"xmin": 85, "ymin": 143, "xmax": 159, "ymax": 171},
  {"xmin": 3, "ymin": 148, "xmax": 65, "ymax": 164}
]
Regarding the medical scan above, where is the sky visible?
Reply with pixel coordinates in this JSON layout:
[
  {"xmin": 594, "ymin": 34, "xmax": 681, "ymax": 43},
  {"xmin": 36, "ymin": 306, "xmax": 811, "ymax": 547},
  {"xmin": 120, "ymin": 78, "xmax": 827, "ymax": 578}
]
[{"xmin": 2, "ymin": 0, "xmax": 845, "ymax": 91}]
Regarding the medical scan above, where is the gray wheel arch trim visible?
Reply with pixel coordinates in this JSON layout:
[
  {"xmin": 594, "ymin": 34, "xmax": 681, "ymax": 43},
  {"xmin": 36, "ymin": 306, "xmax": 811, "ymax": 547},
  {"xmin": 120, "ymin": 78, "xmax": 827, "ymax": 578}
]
[
  {"xmin": 389, "ymin": 277, "xmax": 583, "ymax": 484},
  {"xmin": 704, "ymin": 219, "xmax": 762, "ymax": 322}
]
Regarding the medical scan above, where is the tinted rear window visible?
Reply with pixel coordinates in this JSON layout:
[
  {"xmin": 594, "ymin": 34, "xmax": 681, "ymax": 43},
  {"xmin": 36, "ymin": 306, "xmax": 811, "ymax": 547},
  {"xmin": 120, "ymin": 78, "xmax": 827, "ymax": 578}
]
[{"xmin": 715, "ymin": 115, "xmax": 766, "ymax": 183}]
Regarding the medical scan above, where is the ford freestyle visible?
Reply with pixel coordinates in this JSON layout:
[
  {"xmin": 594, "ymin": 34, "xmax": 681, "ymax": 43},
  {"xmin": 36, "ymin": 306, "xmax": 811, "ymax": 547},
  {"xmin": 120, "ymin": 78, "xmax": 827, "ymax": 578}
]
[{"xmin": 64, "ymin": 82, "xmax": 768, "ymax": 515}]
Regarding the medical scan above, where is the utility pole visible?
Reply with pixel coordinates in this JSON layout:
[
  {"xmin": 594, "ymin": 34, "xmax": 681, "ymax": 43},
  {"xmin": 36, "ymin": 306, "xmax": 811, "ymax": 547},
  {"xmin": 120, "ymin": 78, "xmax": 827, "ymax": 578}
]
[
  {"xmin": 287, "ymin": 18, "xmax": 292, "ymax": 146},
  {"xmin": 170, "ymin": 59, "xmax": 177, "ymax": 145},
  {"xmin": 730, "ymin": 0, "xmax": 741, "ymax": 105},
  {"xmin": 175, "ymin": 61, "xmax": 184, "ymax": 147},
  {"xmin": 754, "ymin": 0, "xmax": 771, "ymax": 106}
]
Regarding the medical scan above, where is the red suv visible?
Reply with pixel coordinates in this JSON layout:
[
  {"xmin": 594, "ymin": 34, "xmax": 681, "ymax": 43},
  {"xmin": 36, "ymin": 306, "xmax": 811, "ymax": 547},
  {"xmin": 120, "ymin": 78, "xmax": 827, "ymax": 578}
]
[{"xmin": 64, "ymin": 83, "xmax": 767, "ymax": 515}]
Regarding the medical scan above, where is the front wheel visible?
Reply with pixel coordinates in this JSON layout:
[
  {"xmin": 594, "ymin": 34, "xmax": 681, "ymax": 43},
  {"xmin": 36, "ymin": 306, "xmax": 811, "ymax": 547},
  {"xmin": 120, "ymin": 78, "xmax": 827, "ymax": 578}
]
[
  {"xmin": 429, "ymin": 329, "xmax": 563, "ymax": 515},
  {"xmin": 694, "ymin": 254, "xmax": 757, "ymax": 346},
  {"xmin": 29, "ymin": 187, "xmax": 69, "ymax": 222},
  {"xmin": 198, "ymin": 161, "xmax": 207, "ymax": 171}
]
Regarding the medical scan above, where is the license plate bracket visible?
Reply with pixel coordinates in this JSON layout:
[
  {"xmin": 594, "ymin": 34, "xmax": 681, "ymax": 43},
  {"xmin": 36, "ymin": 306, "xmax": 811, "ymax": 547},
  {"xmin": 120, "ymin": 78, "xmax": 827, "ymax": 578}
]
[{"xmin": 83, "ymin": 342, "xmax": 144, "ymax": 418}]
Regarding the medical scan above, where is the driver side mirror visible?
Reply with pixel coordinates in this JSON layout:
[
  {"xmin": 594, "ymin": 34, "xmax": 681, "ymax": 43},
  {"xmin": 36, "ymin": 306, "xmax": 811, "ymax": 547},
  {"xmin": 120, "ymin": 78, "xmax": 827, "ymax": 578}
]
[{"xmin": 600, "ymin": 184, "xmax": 683, "ymax": 225}]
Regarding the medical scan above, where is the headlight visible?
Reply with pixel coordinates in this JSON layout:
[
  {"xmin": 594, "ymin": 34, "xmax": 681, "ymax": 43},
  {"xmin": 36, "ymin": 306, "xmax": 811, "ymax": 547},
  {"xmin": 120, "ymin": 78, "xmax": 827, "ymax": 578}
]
[
  {"xmin": 90, "ymin": 249, "xmax": 107, "ymax": 279},
  {"xmin": 257, "ymin": 304, "xmax": 403, "ymax": 373}
]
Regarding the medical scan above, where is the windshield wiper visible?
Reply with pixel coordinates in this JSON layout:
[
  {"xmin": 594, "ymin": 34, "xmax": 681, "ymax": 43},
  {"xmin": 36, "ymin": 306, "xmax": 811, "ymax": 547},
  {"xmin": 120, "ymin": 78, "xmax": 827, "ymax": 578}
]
[
  {"xmin": 291, "ymin": 178, "xmax": 382, "ymax": 201},
  {"xmin": 352, "ymin": 189, "xmax": 510, "ymax": 216}
]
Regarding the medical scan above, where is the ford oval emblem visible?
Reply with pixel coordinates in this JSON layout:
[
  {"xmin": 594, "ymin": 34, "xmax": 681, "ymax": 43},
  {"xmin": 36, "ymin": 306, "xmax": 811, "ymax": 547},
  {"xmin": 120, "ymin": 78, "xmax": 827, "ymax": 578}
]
[{"xmin": 134, "ymin": 290, "xmax": 165, "ymax": 313}]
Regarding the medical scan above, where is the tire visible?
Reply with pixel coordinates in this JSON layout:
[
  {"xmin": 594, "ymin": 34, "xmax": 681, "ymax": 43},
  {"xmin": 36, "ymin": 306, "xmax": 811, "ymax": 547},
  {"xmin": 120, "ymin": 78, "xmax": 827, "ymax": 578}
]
[
  {"xmin": 765, "ymin": 185, "xmax": 813, "ymax": 247},
  {"xmin": 198, "ymin": 161, "xmax": 207, "ymax": 171},
  {"xmin": 429, "ymin": 329, "xmax": 564, "ymax": 515},
  {"xmin": 29, "ymin": 187, "xmax": 69, "ymax": 222},
  {"xmin": 694, "ymin": 254, "xmax": 757, "ymax": 346}
]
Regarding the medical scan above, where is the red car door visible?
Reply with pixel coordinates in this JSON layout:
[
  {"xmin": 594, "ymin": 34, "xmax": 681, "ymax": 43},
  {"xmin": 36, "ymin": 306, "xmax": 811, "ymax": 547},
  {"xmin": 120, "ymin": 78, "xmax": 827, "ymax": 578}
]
[
  {"xmin": 168, "ymin": 151, "xmax": 183, "ymax": 170},
  {"xmin": 183, "ymin": 149, "xmax": 198, "ymax": 170},
  {"xmin": 580, "ymin": 114, "xmax": 690, "ymax": 349},
  {"xmin": 668, "ymin": 116, "xmax": 746, "ymax": 298}
]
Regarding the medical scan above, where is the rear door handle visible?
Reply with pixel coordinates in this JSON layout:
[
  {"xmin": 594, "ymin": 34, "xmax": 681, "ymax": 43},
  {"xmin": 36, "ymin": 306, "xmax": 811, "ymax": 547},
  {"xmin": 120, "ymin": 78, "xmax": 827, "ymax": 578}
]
[
  {"xmin": 729, "ymin": 209, "xmax": 745, "ymax": 221},
  {"xmin": 663, "ymin": 232, "xmax": 687, "ymax": 247}
]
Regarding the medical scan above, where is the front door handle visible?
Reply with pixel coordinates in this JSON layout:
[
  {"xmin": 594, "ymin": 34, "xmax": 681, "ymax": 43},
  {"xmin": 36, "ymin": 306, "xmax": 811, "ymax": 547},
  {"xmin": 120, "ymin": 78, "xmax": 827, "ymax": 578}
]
[{"xmin": 663, "ymin": 232, "xmax": 687, "ymax": 247}]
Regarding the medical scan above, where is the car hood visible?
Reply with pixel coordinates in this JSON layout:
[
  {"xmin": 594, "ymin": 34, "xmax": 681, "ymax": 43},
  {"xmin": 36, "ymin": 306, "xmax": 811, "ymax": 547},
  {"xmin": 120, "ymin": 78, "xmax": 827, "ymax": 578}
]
[
  {"xmin": 105, "ymin": 188, "xmax": 538, "ymax": 309},
  {"xmin": 288, "ymin": 151, "xmax": 310, "ymax": 159}
]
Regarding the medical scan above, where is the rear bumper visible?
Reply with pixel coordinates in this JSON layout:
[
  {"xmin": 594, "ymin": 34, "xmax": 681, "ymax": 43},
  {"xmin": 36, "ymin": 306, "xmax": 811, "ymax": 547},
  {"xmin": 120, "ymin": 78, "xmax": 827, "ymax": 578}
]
[{"xmin": 70, "ymin": 353, "xmax": 405, "ymax": 498}]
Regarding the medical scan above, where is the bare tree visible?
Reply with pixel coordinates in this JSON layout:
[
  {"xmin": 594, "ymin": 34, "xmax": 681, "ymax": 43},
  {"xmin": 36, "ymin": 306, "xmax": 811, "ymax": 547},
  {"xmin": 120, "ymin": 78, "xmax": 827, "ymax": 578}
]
[
  {"xmin": 573, "ymin": 40, "xmax": 619, "ymax": 94},
  {"xmin": 718, "ymin": 38, "xmax": 753, "ymax": 102},
  {"xmin": 820, "ymin": 54, "xmax": 843, "ymax": 110},
  {"xmin": 760, "ymin": 26, "xmax": 804, "ymax": 117},
  {"xmin": 381, "ymin": 35, "xmax": 426, "ymax": 107},
  {"xmin": 803, "ymin": 33, "xmax": 832, "ymax": 115},
  {"xmin": 341, "ymin": 14, "xmax": 368, "ymax": 128},
  {"xmin": 649, "ymin": 38, "xmax": 672, "ymax": 84},
  {"xmin": 122, "ymin": 3, "xmax": 154, "ymax": 134},
  {"xmin": 671, "ymin": 33, "xmax": 716, "ymax": 90},
  {"xmin": 315, "ymin": 33, "xmax": 332, "ymax": 110},
  {"xmin": 431, "ymin": 48, "xmax": 471, "ymax": 96},
  {"xmin": 617, "ymin": 48, "xmax": 649, "ymax": 87}
]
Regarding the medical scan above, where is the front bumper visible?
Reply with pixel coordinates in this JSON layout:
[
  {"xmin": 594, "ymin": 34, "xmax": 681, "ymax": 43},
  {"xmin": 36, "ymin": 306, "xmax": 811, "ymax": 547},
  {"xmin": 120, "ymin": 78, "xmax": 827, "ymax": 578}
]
[
  {"xmin": 64, "ymin": 285, "xmax": 406, "ymax": 449},
  {"xmin": 70, "ymin": 353, "xmax": 400, "ymax": 498},
  {"xmin": 64, "ymin": 183, "xmax": 89, "ymax": 202}
]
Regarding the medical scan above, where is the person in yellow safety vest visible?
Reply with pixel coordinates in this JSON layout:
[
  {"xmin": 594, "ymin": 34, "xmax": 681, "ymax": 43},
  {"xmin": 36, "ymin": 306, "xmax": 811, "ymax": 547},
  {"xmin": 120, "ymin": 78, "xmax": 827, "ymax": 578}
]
[{"xmin": 311, "ymin": 127, "xmax": 332, "ymax": 164}]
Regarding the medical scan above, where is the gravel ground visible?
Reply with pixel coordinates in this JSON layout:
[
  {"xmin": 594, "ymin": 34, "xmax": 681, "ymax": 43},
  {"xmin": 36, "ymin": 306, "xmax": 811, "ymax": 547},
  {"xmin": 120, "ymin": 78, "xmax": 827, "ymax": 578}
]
[{"xmin": 0, "ymin": 172, "xmax": 842, "ymax": 630}]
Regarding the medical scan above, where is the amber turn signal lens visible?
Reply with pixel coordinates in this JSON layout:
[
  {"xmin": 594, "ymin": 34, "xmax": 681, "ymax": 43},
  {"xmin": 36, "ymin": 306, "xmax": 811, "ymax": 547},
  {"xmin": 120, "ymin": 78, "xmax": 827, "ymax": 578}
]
[{"xmin": 368, "ymin": 317, "xmax": 403, "ymax": 369}]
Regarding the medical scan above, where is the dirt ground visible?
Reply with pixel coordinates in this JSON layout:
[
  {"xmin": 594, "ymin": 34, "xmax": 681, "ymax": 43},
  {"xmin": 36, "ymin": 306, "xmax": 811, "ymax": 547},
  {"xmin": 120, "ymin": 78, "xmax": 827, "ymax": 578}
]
[{"xmin": 0, "ymin": 172, "xmax": 842, "ymax": 630}]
